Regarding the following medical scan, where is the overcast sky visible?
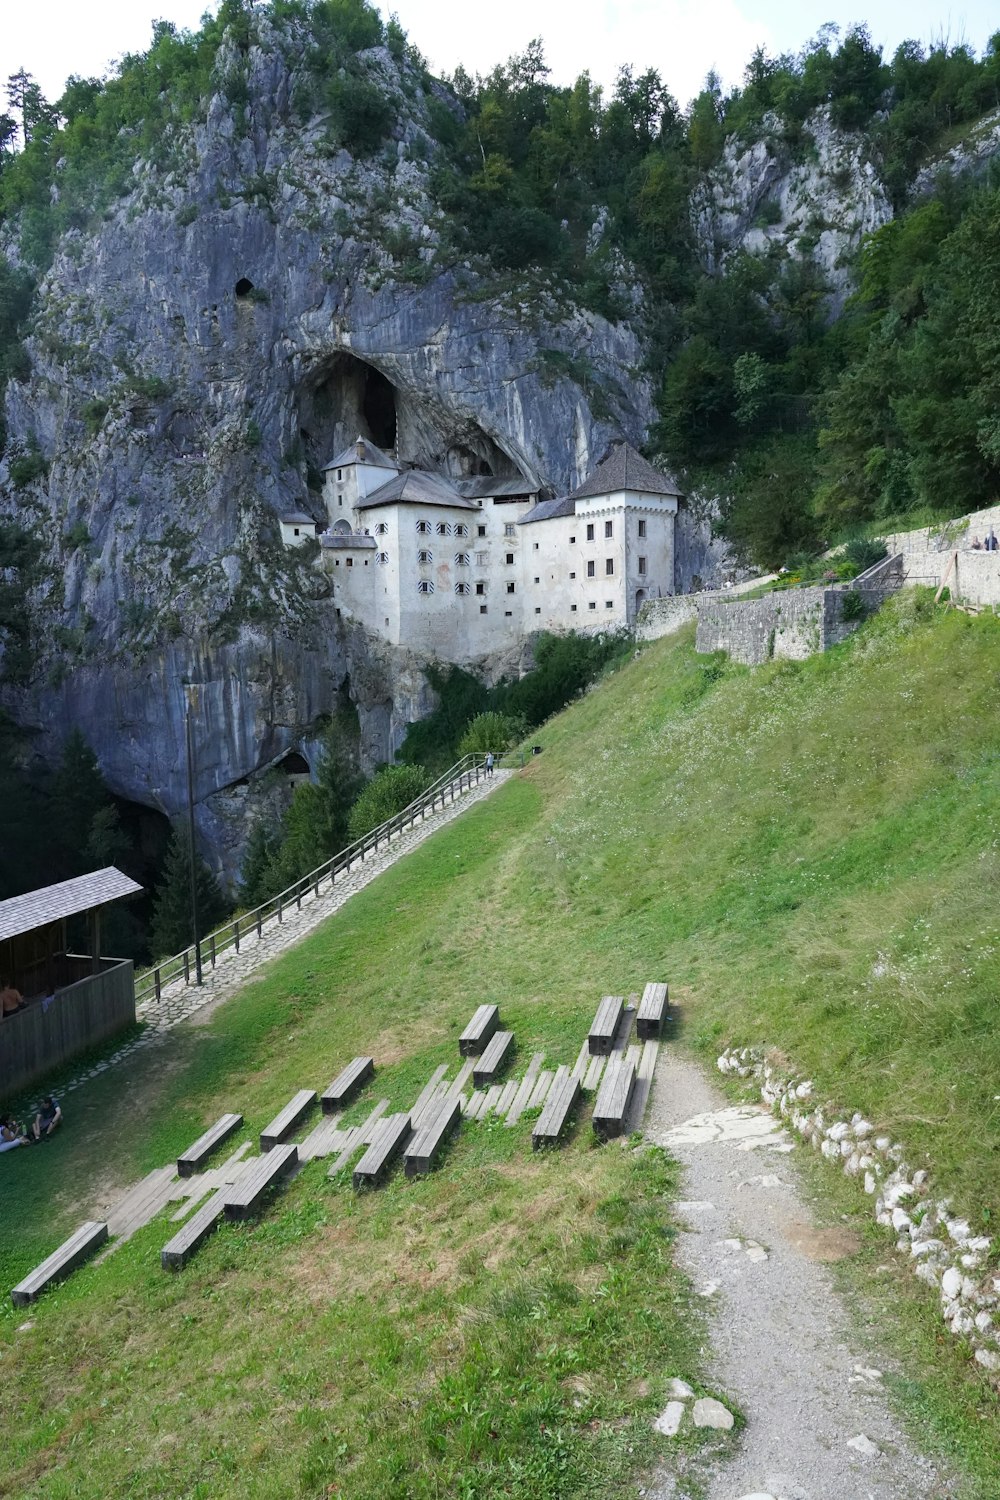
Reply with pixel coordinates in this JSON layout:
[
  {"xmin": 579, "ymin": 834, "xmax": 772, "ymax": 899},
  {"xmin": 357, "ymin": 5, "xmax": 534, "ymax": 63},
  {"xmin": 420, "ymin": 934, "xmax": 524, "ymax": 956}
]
[{"xmin": 4, "ymin": 0, "xmax": 998, "ymax": 111}]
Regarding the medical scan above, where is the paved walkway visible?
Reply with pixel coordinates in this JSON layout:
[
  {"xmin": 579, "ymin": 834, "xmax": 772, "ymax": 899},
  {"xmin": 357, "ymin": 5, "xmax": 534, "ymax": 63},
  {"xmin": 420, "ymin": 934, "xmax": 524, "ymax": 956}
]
[{"xmin": 59, "ymin": 770, "xmax": 513, "ymax": 1097}]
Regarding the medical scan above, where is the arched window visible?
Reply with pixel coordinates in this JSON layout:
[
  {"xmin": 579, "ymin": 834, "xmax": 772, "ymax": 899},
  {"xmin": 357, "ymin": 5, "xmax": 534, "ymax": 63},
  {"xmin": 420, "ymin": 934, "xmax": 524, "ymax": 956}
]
[
  {"xmin": 376, "ymin": 551, "xmax": 389, "ymax": 565},
  {"xmin": 454, "ymin": 552, "xmax": 470, "ymax": 567},
  {"xmin": 416, "ymin": 519, "xmax": 431, "ymax": 535},
  {"xmin": 417, "ymin": 579, "xmax": 434, "ymax": 594},
  {"xmin": 418, "ymin": 549, "xmax": 433, "ymax": 564},
  {"xmin": 455, "ymin": 581, "xmax": 471, "ymax": 595}
]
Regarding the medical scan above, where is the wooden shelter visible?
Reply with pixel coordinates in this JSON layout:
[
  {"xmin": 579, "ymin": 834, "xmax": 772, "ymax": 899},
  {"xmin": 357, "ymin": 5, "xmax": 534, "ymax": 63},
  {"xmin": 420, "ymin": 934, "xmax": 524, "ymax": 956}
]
[{"xmin": 0, "ymin": 867, "xmax": 142, "ymax": 1101}]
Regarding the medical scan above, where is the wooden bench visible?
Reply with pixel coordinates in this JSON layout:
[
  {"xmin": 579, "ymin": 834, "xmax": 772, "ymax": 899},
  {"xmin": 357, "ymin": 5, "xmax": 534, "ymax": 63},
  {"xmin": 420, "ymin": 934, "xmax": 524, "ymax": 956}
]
[
  {"xmin": 177, "ymin": 1113, "xmax": 244, "ymax": 1177},
  {"xmin": 637, "ymin": 983, "xmax": 669, "ymax": 1040},
  {"xmin": 592, "ymin": 1057, "xmax": 636, "ymax": 1140},
  {"xmin": 222, "ymin": 1144, "xmax": 298, "ymax": 1220},
  {"xmin": 532, "ymin": 1069, "xmax": 581, "ymax": 1150},
  {"xmin": 459, "ymin": 1004, "xmax": 500, "ymax": 1057},
  {"xmin": 403, "ymin": 1096, "xmax": 461, "ymax": 1177},
  {"xmin": 353, "ymin": 1113, "xmax": 411, "ymax": 1188},
  {"xmin": 588, "ymin": 995, "xmax": 624, "ymax": 1055},
  {"xmin": 260, "ymin": 1090, "xmax": 316, "ymax": 1152},
  {"xmin": 321, "ymin": 1057, "xmax": 374, "ymax": 1114},
  {"xmin": 161, "ymin": 1189, "xmax": 229, "ymax": 1270},
  {"xmin": 12, "ymin": 1221, "xmax": 108, "ymax": 1306},
  {"xmin": 472, "ymin": 1030, "xmax": 515, "ymax": 1088}
]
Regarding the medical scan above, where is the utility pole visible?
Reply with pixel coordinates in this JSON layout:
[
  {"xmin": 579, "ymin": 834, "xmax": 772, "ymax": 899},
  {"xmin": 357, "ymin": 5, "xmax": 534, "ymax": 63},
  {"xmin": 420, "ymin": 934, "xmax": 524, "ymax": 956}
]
[{"xmin": 184, "ymin": 686, "xmax": 203, "ymax": 985}]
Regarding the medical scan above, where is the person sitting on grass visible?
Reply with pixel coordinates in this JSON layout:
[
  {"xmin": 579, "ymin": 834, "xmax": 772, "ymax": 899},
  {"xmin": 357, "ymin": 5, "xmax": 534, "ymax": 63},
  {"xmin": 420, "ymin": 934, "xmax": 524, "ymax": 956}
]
[
  {"xmin": 32, "ymin": 1097, "xmax": 62, "ymax": 1141},
  {"xmin": 0, "ymin": 1116, "xmax": 29, "ymax": 1152}
]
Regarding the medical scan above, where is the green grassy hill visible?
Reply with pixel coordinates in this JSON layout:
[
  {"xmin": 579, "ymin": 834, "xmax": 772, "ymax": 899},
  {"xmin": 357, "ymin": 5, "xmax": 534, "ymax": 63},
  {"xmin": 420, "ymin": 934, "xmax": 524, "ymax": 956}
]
[{"xmin": 3, "ymin": 592, "xmax": 1000, "ymax": 1497}]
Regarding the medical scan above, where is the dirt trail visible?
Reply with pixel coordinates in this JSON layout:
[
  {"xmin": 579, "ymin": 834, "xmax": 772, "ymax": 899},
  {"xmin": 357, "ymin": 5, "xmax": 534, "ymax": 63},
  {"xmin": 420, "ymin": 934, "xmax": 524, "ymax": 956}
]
[{"xmin": 645, "ymin": 1048, "xmax": 957, "ymax": 1500}]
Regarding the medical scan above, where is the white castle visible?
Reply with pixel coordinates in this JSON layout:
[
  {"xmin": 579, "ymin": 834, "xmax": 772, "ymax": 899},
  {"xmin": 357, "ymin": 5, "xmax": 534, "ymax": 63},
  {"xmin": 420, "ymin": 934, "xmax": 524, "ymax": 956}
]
[{"xmin": 280, "ymin": 439, "xmax": 683, "ymax": 662}]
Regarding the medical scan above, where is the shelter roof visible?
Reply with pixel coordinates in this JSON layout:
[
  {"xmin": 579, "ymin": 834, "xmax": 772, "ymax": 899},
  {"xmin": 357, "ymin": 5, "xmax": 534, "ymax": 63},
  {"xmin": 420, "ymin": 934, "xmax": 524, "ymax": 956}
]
[
  {"xmin": 568, "ymin": 442, "xmax": 684, "ymax": 501},
  {"xmin": 0, "ymin": 868, "xmax": 143, "ymax": 944},
  {"xmin": 279, "ymin": 512, "xmax": 317, "ymax": 525},
  {"xmin": 355, "ymin": 470, "xmax": 480, "ymax": 511},
  {"xmin": 322, "ymin": 437, "xmax": 400, "ymax": 473}
]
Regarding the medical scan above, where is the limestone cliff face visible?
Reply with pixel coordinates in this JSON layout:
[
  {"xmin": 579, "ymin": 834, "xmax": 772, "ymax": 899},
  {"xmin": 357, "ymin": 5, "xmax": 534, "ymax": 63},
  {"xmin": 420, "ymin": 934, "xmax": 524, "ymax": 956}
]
[
  {"xmin": 0, "ymin": 16, "xmax": 651, "ymax": 878},
  {"xmin": 691, "ymin": 107, "xmax": 893, "ymax": 314}
]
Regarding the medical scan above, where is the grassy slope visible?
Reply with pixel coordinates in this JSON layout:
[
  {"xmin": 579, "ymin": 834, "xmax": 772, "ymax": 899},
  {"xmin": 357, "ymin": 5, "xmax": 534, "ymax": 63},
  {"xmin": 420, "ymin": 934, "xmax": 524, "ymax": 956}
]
[{"xmin": 3, "ymin": 592, "xmax": 1000, "ymax": 1493}]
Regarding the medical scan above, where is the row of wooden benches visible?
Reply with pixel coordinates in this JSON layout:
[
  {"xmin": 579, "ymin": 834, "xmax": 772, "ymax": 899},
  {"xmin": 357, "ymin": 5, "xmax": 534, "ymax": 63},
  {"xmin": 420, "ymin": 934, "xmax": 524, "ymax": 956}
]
[{"xmin": 12, "ymin": 987, "xmax": 669, "ymax": 1305}]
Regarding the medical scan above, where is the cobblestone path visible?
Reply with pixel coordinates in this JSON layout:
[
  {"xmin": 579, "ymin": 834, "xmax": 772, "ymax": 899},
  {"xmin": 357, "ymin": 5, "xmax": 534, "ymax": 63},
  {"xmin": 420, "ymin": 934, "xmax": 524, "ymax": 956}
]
[{"xmin": 58, "ymin": 770, "xmax": 513, "ymax": 1098}]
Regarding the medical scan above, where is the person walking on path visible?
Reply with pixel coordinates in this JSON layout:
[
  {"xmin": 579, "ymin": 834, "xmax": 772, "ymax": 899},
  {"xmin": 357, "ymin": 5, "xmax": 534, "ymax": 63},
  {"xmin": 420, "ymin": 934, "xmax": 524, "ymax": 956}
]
[{"xmin": 485, "ymin": 752, "xmax": 494, "ymax": 775}]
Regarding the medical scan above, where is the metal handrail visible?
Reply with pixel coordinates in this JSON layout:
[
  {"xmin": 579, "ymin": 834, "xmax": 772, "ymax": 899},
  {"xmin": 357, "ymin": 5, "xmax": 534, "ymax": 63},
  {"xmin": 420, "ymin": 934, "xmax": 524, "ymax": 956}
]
[{"xmin": 135, "ymin": 752, "xmax": 503, "ymax": 1007}]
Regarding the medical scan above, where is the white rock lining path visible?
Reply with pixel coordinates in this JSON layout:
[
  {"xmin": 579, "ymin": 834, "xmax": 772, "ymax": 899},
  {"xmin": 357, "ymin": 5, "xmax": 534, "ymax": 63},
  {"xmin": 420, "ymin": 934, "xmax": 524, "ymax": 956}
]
[
  {"xmin": 645, "ymin": 1049, "xmax": 952, "ymax": 1500},
  {"xmin": 718, "ymin": 1045, "xmax": 1000, "ymax": 1376},
  {"xmin": 56, "ymin": 769, "xmax": 513, "ymax": 1098}
]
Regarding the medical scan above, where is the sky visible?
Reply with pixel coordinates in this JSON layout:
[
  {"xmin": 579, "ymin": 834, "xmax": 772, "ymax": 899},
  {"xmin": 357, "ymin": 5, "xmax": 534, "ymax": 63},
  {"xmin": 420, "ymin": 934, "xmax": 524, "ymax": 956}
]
[{"xmin": 3, "ymin": 0, "xmax": 998, "ymax": 111}]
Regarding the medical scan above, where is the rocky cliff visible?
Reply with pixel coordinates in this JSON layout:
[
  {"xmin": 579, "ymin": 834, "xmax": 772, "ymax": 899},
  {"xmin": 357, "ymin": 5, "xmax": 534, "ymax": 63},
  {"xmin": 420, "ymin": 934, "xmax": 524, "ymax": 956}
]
[{"xmin": 0, "ymin": 15, "xmax": 651, "ymax": 880}]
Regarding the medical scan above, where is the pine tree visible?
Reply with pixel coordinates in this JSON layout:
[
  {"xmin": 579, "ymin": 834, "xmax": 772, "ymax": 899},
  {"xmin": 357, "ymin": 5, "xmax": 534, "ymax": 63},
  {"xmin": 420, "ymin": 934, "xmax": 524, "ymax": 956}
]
[
  {"xmin": 49, "ymin": 730, "xmax": 111, "ymax": 877},
  {"xmin": 149, "ymin": 827, "xmax": 227, "ymax": 961}
]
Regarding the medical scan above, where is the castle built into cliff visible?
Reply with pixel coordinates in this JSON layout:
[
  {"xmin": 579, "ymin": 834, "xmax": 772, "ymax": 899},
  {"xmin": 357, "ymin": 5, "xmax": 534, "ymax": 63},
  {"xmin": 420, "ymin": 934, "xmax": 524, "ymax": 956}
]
[{"xmin": 280, "ymin": 440, "xmax": 683, "ymax": 662}]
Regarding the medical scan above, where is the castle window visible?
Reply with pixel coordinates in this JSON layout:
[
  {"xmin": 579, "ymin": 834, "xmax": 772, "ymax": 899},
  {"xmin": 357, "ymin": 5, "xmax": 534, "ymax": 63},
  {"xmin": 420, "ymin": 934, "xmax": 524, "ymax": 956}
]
[
  {"xmin": 455, "ymin": 523, "xmax": 468, "ymax": 537},
  {"xmin": 416, "ymin": 520, "xmax": 431, "ymax": 534},
  {"xmin": 569, "ymin": 535, "xmax": 575, "ymax": 544},
  {"xmin": 533, "ymin": 576, "xmax": 539, "ymax": 584},
  {"xmin": 376, "ymin": 551, "xmax": 389, "ymax": 565},
  {"xmin": 437, "ymin": 521, "xmax": 451, "ymax": 536},
  {"xmin": 477, "ymin": 524, "xmax": 487, "ymax": 537},
  {"xmin": 605, "ymin": 520, "xmax": 613, "ymax": 538},
  {"xmin": 480, "ymin": 604, "xmax": 488, "ymax": 614},
  {"xmin": 638, "ymin": 555, "xmax": 647, "ymax": 575},
  {"xmin": 455, "ymin": 581, "xmax": 471, "ymax": 595},
  {"xmin": 587, "ymin": 560, "xmax": 595, "ymax": 578},
  {"xmin": 346, "ymin": 557, "xmax": 353, "ymax": 567},
  {"xmin": 506, "ymin": 581, "xmax": 515, "ymax": 594},
  {"xmin": 533, "ymin": 542, "xmax": 539, "ymax": 550},
  {"xmin": 337, "ymin": 468, "xmax": 343, "ymax": 482},
  {"xmin": 418, "ymin": 549, "xmax": 433, "ymax": 564},
  {"xmin": 570, "ymin": 603, "xmax": 577, "ymax": 612},
  {"xmin": 376, "ymin": 522, "xmax": 388, "ymax": 535},
  {"xmin": 586, "ymin": 523, "xmax": 594, "ymax": 541},
  {"xmin": 504, "ymin": 523, "xmax": 516, "ymax": 537},
  {"xmin": 505, "ymin": 552, "xmax": 514, "ymax": 565},
  {"xmin": 417, "ymin": 579, "xmax": 434, "ymax": 594},
  {"xmin": 475, "ymin": 550, "xmax": 487, "ymax": 566},
  {"xmin": 504, "ymin": 610, "xmax": 513, "ymax": 617},
  {"xmin": 638, "ymin": 519, "xmax": 647, "ymax": 538},
  {"xmin": 535, "ymin": 606, "xmax": 541, "ymax": 614},
  {"xmin": 455, "ymin": 552, "xmax": 470, "ymax": 566},
  {"xmin": 475, "ymin": 581, "xmax": 486, "ymax": 595},
  {"xmin": 588, "ymin": 601, "xmax": 596, "ymax": 610},
  {"xmin": 570, "ymin": 571, "xmax": 576, "ymax": 580},
  {"xmin": 605, "ymin": 558, "xmax": 614, "ymax": 575},
  {"xmin": 605, "ymin": 600, "xmax": 613, "ymax": 609}
]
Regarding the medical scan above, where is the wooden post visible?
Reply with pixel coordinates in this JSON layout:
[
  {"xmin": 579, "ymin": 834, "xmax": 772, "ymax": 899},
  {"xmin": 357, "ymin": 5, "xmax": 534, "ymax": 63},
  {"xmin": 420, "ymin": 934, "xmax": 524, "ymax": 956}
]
[
  {"xmin": 183, "ymin": 951, "xmax": 190, "ymax": 984},
  {"xmin": 256, "ymin": 909, "xmax": 262, "ymax": 939},
  {"xmin": 935, "ymin": 551, "xmax": 958, "ymax": 605},
  {"xmin": 277, "ymin": 896, "xmax": 283, "ymax": 923},
  {"xmin": 154, "ymin": 967, "xmax": 161, "ymax": 1001},
  {"xmin": 210, "ymin": 933, "xmax": 216, "ymax": 969},
  {"xmin": 89, "ymin": 907, "xmax": 102, "ymax": 976},
  {"xmin": 233, "ymin": 920, "xmax": 240, "ymax": 953}
]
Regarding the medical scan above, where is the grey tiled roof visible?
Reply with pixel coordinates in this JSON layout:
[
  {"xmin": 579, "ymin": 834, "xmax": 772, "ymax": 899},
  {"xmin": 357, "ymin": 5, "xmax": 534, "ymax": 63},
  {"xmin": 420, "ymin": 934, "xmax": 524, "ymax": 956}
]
[
  {"xmin": 568, "ymin": 442, "xmax": 683, "ymax": 501},
  {"xmin": 355, "ymin": 470, "xmax": 480, "ymax": 511},
  {"xmin": 0, "ymin": 868, "xmax": 144, "ymax": 943},
  {"xmin": 454, "ymin": 477, "xmax": 539, "ymax": 499},
  {"xmin": 518, "ymin": 496, "xmax": 577, "ymax": 526},
  {"xmin": 322, "ymin": 437, "xmax": 400, "ymax": 473}
]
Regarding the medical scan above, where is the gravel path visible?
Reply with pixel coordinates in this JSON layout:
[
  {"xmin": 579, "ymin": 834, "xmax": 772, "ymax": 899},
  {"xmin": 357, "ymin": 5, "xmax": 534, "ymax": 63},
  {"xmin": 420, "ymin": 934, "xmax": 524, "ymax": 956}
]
[
  {"xmin": 54, "ymin": 770, "xmax": 513, "ymax": 1097},
  {"xmin": 645, "ymin": 1048, "xmax": 956, "ymax": 1500}
]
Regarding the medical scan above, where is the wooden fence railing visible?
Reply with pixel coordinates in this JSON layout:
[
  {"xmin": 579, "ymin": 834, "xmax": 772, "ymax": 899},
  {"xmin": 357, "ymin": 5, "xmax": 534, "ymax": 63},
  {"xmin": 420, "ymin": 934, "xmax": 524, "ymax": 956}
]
[{"xmin": 135, "ymin": 753, "xmax": 503, "ymax": 1007}]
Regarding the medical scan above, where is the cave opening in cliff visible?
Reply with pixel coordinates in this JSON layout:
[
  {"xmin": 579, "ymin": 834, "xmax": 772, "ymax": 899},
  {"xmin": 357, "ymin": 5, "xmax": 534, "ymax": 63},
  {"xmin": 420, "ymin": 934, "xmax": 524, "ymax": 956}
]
[{"xmin": 235, "ymin": 277, "xmax": 255, "ymax": 298}]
